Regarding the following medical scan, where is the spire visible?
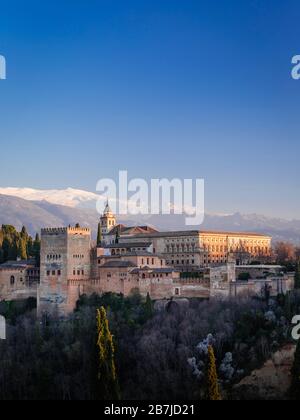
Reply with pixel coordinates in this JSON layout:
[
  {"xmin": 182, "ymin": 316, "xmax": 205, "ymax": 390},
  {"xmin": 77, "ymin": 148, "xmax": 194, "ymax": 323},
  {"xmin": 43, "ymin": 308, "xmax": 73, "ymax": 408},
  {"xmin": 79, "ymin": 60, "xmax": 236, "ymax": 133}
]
[{"xmin": 104, "ymin": 199, "xmax": 113, "ymax": 215}]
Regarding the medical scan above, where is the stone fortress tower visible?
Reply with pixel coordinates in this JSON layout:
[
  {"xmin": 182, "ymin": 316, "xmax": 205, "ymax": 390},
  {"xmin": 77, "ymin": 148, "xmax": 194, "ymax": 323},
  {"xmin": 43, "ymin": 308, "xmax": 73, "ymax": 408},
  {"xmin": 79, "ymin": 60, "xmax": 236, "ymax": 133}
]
[
  {"xmin": 38, "ymin": 226, "xmax": 92, "ymax": 315},
  {"xmin": 100, "ymin": 201, "xmax": 116, "ymax": 236}
]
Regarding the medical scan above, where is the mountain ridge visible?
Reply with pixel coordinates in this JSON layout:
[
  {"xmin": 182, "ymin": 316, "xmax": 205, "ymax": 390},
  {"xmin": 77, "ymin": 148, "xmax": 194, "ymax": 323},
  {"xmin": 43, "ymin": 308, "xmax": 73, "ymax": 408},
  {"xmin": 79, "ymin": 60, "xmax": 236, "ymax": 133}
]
[{"xmin": 0, "ymin": 193, "xmax": 299, "ymax": 243}]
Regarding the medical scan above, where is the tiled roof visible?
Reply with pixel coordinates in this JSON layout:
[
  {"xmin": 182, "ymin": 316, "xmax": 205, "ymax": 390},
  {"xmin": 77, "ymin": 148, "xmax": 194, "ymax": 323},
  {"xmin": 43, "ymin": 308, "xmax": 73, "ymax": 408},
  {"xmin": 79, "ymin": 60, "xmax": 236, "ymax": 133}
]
[
  {"xmin": 0, "ymin": 259, "xmax": 36, "ymax": 270},
  {"xmin": 130, "ymin": 267, "xmax": 176, "ymax": 274},
  {"xmin": 100, "ymin": 260, "xmax": 137, "ymax": 269},
  {"xmin": 123, "ymin": 230, "xmax": 271, "ymax": 239},
  {"xmin": 108, "ymin": 225, "xmax": 158, "ymax": 236},
  {"xmin": 123, "ymin": 251, "xmax": 162, "ymax": 257},
  {"xmin": 105, "ymin": 242, "xmax": 152, "ymax": 249}
]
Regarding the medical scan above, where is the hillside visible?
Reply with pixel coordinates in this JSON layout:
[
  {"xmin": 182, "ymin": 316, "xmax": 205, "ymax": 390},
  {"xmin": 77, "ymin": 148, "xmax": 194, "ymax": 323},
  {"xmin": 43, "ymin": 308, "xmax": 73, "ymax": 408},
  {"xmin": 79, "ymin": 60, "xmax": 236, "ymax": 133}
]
[{"xmin": 0, "ymin": 192, "xmax": 299, "ymax": 243}]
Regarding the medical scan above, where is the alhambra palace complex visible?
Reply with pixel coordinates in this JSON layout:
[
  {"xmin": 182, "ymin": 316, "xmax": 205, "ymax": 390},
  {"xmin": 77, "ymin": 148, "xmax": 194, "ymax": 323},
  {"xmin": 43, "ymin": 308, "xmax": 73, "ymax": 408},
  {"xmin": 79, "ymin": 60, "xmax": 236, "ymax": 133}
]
[{"xmin": 0, "ymin": 203, "xmax": 295, "ymax": 315}]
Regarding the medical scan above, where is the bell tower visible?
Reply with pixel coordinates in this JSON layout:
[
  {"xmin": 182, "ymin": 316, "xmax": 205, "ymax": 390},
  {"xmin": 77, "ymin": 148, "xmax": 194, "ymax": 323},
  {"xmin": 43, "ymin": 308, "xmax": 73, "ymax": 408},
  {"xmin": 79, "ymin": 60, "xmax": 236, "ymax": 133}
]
[{"xmin": 100, "ymin": 201, "xmax": 116, "ymax": 236}]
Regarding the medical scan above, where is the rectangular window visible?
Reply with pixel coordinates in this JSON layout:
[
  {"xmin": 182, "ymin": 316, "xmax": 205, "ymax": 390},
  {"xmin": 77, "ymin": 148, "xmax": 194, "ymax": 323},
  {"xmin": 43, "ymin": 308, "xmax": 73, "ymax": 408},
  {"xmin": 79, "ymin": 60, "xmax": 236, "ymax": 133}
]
[
  {"xmin": 58, "ymin": 270, "xmax": 61, "ymax": 276},
  {"xmin": 52, "ymin": 270, "xmax": 55, "ymax": 276},
  {"xmin": 47, "ymin": 271, "xmax": 50, "ymax": 276}
]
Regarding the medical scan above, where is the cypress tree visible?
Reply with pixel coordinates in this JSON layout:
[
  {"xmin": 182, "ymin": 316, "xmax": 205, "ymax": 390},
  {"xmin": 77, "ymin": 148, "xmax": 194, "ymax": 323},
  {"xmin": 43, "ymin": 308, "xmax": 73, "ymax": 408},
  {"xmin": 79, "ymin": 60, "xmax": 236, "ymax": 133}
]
[
  {"xmin": 20, "ymin": 226, "xmax": 28, "ymax": 240},
  {"xmin": 290, "ymin": 341, "xmax": 300, "ymax": 400},
  {"xmin": 295, "ymin": 263, "xmax": 300, "ymax": 290},
  {"xmin": 206, "ymin": 345, "xmax": 221, "ymax": 401},
  {"xmin": 18, "ymin": 238, "xmax": 27, "ymax": 260},
  {"xmin": 27, "ymin": 236, "xmax": 33, "ymax": 257},
  {"xmin": 145, "ymin": 293, "xmax": 154, "ymax": 320},
  {"xmin": 115, "ymin": 228, "xmax": 120, "ymax": 244},
  {"xmin": 97, "ymin": 223, "xmax": 102, "ymax": 246},
  {"xmin": 96, "ymin": 307, "xmax": 120, "ymax": 400},
  {"xmin": 284, "ymin": 292, "xmax": 292, "ymax": 321},
  {"xmin": 33, "ymin": 234, "xmax": 41, "ymax": 266}
]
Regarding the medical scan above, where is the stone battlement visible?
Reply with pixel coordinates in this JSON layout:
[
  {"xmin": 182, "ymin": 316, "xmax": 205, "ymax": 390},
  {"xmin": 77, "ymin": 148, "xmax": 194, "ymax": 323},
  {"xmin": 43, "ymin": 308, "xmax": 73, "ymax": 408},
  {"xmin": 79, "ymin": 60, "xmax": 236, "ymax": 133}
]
[{"xmin": 41, "ymin": 227, "xmax": 91, "ymax": 235}]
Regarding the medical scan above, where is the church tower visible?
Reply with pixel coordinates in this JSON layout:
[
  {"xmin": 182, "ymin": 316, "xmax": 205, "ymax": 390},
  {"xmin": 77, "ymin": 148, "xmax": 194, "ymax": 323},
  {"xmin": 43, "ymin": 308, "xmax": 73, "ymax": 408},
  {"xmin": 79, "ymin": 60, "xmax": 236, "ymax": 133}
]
[{"xmin": 100, "ymin": 201, "xmax": 116, "ymax": 236}]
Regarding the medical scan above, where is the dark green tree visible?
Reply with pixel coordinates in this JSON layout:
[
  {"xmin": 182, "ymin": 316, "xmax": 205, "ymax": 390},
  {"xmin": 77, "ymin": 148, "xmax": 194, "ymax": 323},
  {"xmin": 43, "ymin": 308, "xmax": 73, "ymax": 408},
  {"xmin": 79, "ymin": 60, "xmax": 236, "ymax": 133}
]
[
  {"xmin": 115, "ymin": 227, "xmax": 120, "ymax": 244},
  {"xmin": 290, "ymin": 340, "xmax": 300, "ymax": 400},
  {"xmin": 145, "ymin": 293, "xmax": 154, "ymax": 320},
  {"xmin": 295, "ymin": 263, "xmax": 300, "ymax": 290},
  {"xmin": 97, "ymin": 223, "xmax": 102, "ymax": 246},
  {"xmin": 33, "ymin": 233, "xmax": 41, "ymax": 266},
  {"xmin": 27, "ymin": 236, "xmax": 33, "ymax": 257}
]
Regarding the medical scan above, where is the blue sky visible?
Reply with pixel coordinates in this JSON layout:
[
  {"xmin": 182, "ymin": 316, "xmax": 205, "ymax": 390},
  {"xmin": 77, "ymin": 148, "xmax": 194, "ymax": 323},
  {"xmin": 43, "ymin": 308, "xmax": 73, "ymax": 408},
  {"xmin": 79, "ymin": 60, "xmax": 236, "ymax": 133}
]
[{"xmin": 0, "ymin": 0, "xmax": 299, "ymax": 219}]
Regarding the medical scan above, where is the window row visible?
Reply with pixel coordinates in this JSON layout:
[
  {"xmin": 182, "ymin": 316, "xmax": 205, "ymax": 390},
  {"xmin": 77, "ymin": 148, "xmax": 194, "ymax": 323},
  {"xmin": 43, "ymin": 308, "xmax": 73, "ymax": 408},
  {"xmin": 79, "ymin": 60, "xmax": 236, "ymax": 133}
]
[
  {"xmin": 46, "ymin": 254, "xmax": 62, "ymax": 260},
  {"xmin": 141, "ymin": 258, "xmax": 163, "ymax": 266},
  {"xmin": 73, "ymin": 269, "xmax": 85, "ymax": 276},
  {"xmin": 46, "ymin": 270, "xmax": 61, "ymax": 276},
  {"xmin": 167, "ymin": 259, "xmax": 195, "ymax": 265}
]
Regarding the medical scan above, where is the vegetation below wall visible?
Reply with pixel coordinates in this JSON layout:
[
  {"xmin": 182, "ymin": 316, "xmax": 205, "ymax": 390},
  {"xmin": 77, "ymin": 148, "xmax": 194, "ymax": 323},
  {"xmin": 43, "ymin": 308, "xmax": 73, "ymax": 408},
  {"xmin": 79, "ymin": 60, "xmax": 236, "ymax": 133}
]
[
  {"xmin": 0, "ymin": 225, "xmax": 40, "ymax": 264},
  {"xmin": 0, "ymin": 298, "xmax": 37, "ymax": 324},
  {"xmin": 0, "ymin": 291, "xmax": 300, "ymax": 400}
]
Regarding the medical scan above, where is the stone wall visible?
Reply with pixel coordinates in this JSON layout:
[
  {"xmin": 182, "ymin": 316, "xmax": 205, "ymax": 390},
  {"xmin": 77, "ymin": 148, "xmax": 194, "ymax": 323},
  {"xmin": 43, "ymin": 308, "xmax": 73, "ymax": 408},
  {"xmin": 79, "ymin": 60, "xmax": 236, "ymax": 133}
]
[{"xmin": 0, "ymin": 267, "xmax": 38, "ymax": 301}]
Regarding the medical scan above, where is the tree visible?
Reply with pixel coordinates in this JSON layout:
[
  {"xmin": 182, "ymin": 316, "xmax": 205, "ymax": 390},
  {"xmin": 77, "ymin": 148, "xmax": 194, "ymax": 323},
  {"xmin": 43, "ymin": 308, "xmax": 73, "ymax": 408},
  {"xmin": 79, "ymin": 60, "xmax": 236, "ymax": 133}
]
[
  {"xmin": 238, "ymin": 272, "xmax": 251, "ymax": 281},
  {"xmin": 115, "ymin": 228, "xmax": 120, "ymax": 244},
  {"xmin": 27, "ymin": 236, "xmax": 33, "ymax": 257},
  {"xmin": 275, "ymin": 242, "xmax": 295, "ymax": 264},
  {"xmin": 20, "ymin": 226, "xmax": 28, "ymax": 240},
  {"xmin": 295, "ymin": 263, "xmax": 300, "ymax": 290},
  {"xmin": 295, "ymin": 247, "xmax": 300, "ymax": 261},
  {"xmin": 31, "ymin": 233, "xmax": 40, "ymax": 266},
  {"xmin": 18, "ymin": 237, "xmax": 27, "ymax": 260},
  {"xmin": 0, "ymin": 225, "xmax": 37, "ymax": 264},
  {"xmin": 145, "ymin": 293, "xmax": 154, "ymax": 320},
  {"xmin": 97, "ymin": 223, "xmax": 102, "ymax": 247},
  {"xmin": 206, "ymin": 345, "xmax": 221, "ymax": 401},
  {"xmin": 263, "ymin": 283, "xmax": 271, "ymax": 304},
  {"xmin": 96, "ymin": 307, "xmax": 120, "ymax": 400},
  {"xmin": 290, "ymin": 340, "xmax": 300, "ymax": 400}
]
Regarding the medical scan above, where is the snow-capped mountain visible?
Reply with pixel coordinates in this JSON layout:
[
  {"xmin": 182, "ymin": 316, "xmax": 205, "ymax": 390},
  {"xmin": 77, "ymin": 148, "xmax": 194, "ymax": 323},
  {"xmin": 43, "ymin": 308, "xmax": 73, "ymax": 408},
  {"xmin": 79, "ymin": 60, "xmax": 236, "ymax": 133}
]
[
  {"xmin": 0, "ymin": 187, "xmax": 100, "ymax": 209},
  {"xmin": 0, "ymin": 187, "xmax": 299, "ymax": 243}
]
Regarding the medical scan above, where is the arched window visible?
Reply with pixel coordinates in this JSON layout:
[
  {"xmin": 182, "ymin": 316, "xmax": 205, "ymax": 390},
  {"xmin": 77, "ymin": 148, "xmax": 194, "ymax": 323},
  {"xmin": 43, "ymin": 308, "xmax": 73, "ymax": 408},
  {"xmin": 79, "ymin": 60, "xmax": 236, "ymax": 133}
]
[{"xmin": 10, "ymin": 276, "xmax": 15, "ymax": 285}]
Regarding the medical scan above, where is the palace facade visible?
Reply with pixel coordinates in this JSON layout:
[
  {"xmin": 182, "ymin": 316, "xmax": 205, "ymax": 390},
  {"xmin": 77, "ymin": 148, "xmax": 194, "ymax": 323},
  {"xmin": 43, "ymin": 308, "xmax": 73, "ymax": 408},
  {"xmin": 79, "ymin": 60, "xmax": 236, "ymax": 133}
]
[{"xmin": 0, "ymin": 204, "xmax": 279, "ymax": 316}]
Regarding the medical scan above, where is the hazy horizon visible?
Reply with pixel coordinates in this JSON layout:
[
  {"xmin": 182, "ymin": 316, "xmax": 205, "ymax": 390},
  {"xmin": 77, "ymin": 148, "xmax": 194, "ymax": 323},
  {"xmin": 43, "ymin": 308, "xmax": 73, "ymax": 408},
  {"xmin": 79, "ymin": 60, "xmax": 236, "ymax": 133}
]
[{"xmin": 0, "ymin": 185, "xmax": 299, "ymax": 221}]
